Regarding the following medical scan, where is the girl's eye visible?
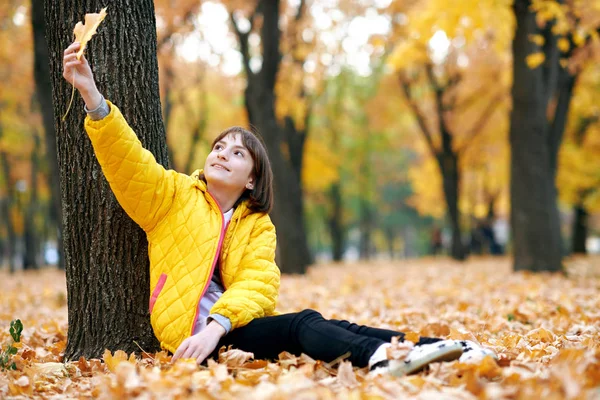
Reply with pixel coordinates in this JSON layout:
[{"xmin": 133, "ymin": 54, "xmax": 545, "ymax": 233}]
[
  {"xmin": 214, "ymin": 144, "xmax": 223, "ymax": 150},
  {"xmin": 235, "ymin": 151, "xmax": 244, "ymax": 157}
]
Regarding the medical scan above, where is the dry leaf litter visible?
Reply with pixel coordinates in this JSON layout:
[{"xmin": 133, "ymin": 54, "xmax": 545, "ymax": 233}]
[{"xmin": 1, "ymin": 256, "xmax": 599, "ymax": 399}]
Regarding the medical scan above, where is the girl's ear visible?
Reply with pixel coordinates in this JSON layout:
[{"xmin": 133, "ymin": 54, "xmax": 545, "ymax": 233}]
[{"xmin": 246, "ymin": 178, "xmax": 254, "ymax": 190}]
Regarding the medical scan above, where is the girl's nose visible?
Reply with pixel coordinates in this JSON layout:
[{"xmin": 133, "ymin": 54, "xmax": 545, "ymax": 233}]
[{"xmin": 217, "ymin": 151, "xmax": 227, "ymax": 160}]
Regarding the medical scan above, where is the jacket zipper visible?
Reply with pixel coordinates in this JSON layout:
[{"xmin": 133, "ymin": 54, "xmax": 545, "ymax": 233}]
[
  {"xmin": 190, "ymin": 192, "xmax": 226, "ymax": 336},
  {"xmin": 219, "ymin": 211, "xmax": 239, "ymax": 290},
  {"xmin": 218, "ymin": 221, "xmax": 231, "ymax": 290}
]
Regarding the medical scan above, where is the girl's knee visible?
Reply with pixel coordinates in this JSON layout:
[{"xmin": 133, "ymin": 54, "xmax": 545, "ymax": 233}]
[{"xmin": 292, "ymin": 309, "xmax": 322, "ymax": 325}]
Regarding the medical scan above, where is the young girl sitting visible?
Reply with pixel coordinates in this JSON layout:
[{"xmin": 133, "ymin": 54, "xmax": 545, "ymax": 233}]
[{"xmin": 62, "ymin": 42, "xmax": 495, "ymax": 376}]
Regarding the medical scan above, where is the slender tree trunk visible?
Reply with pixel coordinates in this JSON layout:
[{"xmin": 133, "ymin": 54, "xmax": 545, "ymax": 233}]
[
  {"xmin": 0, "ymin": 123, "xmax": 16, "ymax": 273},
  {"xmin": 571, "ymin": 202, "xmax": 587, "ymax": 254},
  {"xmin": 385, "ymin": 227, "xmax": 395, "ymax": 260},
  {"xmin": 328, "ymin": 182, "xmax": 344, "ymax": 261},
  {"xmin": 32, "ymin": 0, "xmax": 64, "ymax": 270},
  {"xmin": 358, "ymin": 197, "xmax": 373, "ymax": 260},
  {"xmin": 161, "ymin": 62, "xmax": 178, "ymax": 170},
  {"xmin": 184, "ymin": 85, "xmax": 208, "ymax": 175},
  {"xmin": 437, "ymin": 152, "xmax": 465, "ymax": 260},
  {"xmin": 45, "ymin": 0, "xmax": 164, "ymax": 359},
  {"xmin": 23, "ymin": 132, "xmax": 41, "ymax": 270},
  {"xmin": 510, "ymin": 0, "xmax": 563, "ymax": 272}
]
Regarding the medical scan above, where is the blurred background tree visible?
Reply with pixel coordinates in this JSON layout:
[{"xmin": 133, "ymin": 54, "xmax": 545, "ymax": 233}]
[{"xmin": 0, "ymin": 0, "xmax": 599, "ymax": 276}]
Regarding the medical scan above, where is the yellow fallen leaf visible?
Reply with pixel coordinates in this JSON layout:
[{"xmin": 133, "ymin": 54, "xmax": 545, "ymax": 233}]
[
  {"xmin": 30, "ymin": 362, "xmax": 69, "ymax": 379},
  {"xmin": 218, "ymin": 348, "xmax": 255, "ymax": 367},
  {"xmin": 526, "ymin": 327, "xmax": 556, "ymax": 343},
  {"xmin": 337, "ymin": 361, "xmax": 358, "ymax": 388},
  {"xmin": 103, "ymin": 349, "xmax": 130, "ymax": 373},
  {"xmin": 73, "ymin": 7, "xmax": 108, "ymax": 60}
]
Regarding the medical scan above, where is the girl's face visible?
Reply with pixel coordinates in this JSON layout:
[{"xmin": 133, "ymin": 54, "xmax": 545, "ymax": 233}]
[{"xmin": 204, "ymin": 133, "xmax": 255, "ymax": 193}]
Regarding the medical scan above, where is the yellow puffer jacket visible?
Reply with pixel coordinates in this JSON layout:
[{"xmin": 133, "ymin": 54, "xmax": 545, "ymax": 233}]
[{"xmin": 85, "ymin": 102, "xmax": 280, "ymax": 353}]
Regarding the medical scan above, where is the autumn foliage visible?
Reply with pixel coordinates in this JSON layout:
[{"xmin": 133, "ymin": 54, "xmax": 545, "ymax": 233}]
[{"xmin": 1, "ymin": 257, "xmax": 599, "ymax": 398}]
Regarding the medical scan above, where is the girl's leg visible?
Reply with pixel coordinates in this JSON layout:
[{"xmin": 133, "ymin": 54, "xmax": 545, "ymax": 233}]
[
  {"xmin": 211, "ymin": 309, "xmax": 387, "ymax": 368},
  {"xmin": 328, "ymin": 319, "xmax": 442, "ymax": 346}
]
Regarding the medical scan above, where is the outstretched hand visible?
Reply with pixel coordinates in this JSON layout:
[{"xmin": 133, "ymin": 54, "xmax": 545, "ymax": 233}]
[
  {"xmin": 172, "ymin": 321, "xmax": 226, "ymax": 365},
  {"xmin": 62, "ymin": 42, "xmax": 102, "ymax": 110}
]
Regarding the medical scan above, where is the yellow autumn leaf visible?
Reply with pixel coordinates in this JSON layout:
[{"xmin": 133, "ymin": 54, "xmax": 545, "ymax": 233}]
[
  {"xmin": 557, "ymin": 37, "xmax": 570, "ymax": 52},
  {"xmin": 528, "ymin": 34, "xmax": 545, "ymax": 46},
  {"xmin": 526, "ymin": 52, "xmax": 545, "ymax": 69},
  {"xmin": 218, "ymin": 348, "xmax": 255, "ymax": 367},
  {"xmin": 73, "ymin": 7, "xmax": 108, "ymax": 60},
  {"xmin": 102, "ymin": 349, "xmax": 133, "ymax": 373}
]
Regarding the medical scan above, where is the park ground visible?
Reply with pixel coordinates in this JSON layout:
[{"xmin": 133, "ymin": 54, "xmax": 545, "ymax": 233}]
[{"xmin": 0, "ymin": 256, "xmax": 599, "ymax": 399}]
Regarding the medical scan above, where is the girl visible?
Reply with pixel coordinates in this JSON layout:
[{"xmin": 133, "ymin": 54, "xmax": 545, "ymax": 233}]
[{"xmin": 62, "ymin": 42, "xmax": 495, "ymax": 376}]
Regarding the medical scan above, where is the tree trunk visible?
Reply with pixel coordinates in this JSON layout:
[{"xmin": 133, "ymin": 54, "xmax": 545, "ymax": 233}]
[
  {"xmin": 0, "ymin": 123, "xmax": 16, "ymax": 273},
  {"xmin": 328, "ymin": 182, "xmax": 344, "ymax": 261},
  {"xmin": 437, "ymin": 152, "xmax": 465, "ymax": 260},
  {"xmin": 161, "ymin": 62, "xmax": 177, "ymax": 171},
  {"xmin": 45, "ymin": 0, "xmax": 164, "ymax": 359},
  {"xmin": 233, "ymin": 0, "xmax": 312, "ymax": 274},
  {"xmin": 571, "ymin": 202, "xmax": 587, "ymax": 254},
  {"xmin": 358, "ymin": 197, "xmax": 373, "ymax": 260},
  {"xmin": 510, "ymin": 0, "xmax": 563, "ymax": 272},
  {"xmin": 32, "ymin": 0, "xmax": 64, "ymax": 270},
  {"xmin": 23, "ymin": 132, "xmax": 41, "ymax": 270}
]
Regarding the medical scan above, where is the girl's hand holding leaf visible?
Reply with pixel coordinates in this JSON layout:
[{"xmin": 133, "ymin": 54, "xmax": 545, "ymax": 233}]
[{"xmin": 62, "ymin": 42, "xmax": 102, "ymax": 110}]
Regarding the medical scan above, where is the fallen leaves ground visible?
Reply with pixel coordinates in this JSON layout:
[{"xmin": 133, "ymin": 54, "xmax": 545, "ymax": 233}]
[{"xmin": 1, "ymin": 256, "xmax": 599, "ymax": 399}]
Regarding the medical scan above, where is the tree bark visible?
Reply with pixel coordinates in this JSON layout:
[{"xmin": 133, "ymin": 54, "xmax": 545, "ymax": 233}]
[
  {"xmin": 44, "ymin": 0, "xmax": 164, "ymax": 359},
  {"xmin": 571, "ymin": 202, "xmax": 587, "ymax": 254},
  {"xmin": 32, "ymin": 0, "xmax": 65, "ymax": 269},
  {"xmin": 231, "ymin": 0, "xmax": 312, "ymax": 274},
  {"xmin": 510, "ymin": 0, "xmax": 563, "ymax": 272}
]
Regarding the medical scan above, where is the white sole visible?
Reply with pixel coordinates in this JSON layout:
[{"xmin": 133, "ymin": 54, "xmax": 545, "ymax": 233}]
[{"xmin": 389, "ymin": 341, "xmax": 463, "ymax": 376}]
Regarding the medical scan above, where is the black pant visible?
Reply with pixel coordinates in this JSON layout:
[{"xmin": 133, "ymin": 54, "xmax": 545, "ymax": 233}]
[{"xmin": 211, "ymin": 309, "xmax": 440, "ymax": 367}]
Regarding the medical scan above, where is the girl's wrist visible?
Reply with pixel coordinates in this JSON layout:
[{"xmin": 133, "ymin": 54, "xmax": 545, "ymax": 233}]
[
  {"xmin": 79, "ymin": 84, "xmax": 103, "ymax": 110},
  {"xmin": 207, "ymin": 320, "xmax": 227, "ymax": 338}
]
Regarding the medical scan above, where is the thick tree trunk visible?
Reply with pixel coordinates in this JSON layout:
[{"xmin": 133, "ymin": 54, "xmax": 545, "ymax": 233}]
[
  {"xmin": 235, "ymin": 0, "xmax": 312, "ymax": 274},
  {"xmin": 32, "ymin": 0, "xmax": 65, "ymax": 270},
  {"xmin": 328, "ymin": 182, "xmax": 344, "ymax": 261},
  {"xmin": 571, "ymin": 203, "xmax": 588, "ymax": 254},
  {"xmin": 23, "ymin": 133, "xmax": 41, "ymax": 270},
  {"xmin": 510, "ymin": 0, "xmax": 563, "ymax": 272},
  {"xmin": 44, "ymin": 0, "xmax": 164, "ymax": 359},
  {"xmin": 437, "ymin": 152, "xmax": 465, "ymax": 260}
]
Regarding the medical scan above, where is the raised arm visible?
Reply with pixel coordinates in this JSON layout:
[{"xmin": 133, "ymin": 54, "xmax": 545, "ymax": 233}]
[{"xmin": 63, "ymin": 42, "xmax": 178, "ymax": 232}]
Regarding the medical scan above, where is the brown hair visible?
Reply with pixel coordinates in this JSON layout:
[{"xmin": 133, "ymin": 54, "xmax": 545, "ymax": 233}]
[{"xmin": 201, "ymin": 126, "xmax": 274, "ymax": 213}]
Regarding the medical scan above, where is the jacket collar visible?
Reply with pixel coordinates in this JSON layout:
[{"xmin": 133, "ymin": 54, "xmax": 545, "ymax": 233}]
[{"xmin": 191, "ymin": 169, "xmax": 253, "ymax": 219}]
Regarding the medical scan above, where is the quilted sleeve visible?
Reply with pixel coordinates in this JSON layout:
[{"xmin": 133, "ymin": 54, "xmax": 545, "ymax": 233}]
[
  {"xmin": 209, "ymin": 216, "xmax": 280, "ymax": 330},
  {"xmin": 85, "ymin": 101, "xmax": 178, "ymax": 232}
]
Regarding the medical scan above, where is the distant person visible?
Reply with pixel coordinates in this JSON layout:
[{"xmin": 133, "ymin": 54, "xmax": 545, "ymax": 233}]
[
  {"xmin": 492, "ymin": 218, "xmax": 509, "ymax": 255},
  {"xmin": 62, "ymin": 42, "xmax": 495, "ymax": 376},
  {"xmin": 430, "ymin": 226, "xmax": 443, "ymax": 255},
  {"xmin": 469, "ymin": 219, "xmax": 484, "ymax": 255}
]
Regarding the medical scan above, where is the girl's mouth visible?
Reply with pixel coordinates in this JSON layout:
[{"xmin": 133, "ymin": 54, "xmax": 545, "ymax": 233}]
[{"xmin": 212, "ymin": 164, "xmax": 230, "ymax": 172}]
